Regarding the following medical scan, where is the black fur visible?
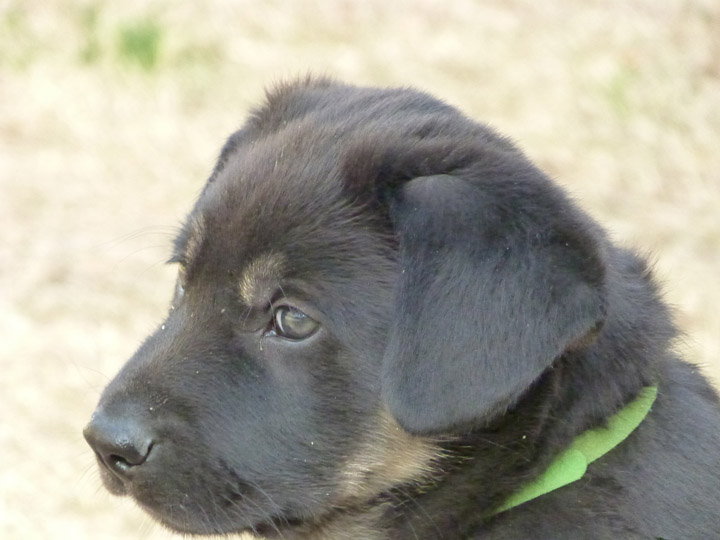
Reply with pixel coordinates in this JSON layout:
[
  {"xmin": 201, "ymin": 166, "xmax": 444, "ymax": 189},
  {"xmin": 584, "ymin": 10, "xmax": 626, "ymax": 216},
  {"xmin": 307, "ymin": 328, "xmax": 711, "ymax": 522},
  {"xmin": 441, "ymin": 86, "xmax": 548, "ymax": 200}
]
[{"xmin": 84, "ymin": 78, "xmax": 720, "ymax": 539}]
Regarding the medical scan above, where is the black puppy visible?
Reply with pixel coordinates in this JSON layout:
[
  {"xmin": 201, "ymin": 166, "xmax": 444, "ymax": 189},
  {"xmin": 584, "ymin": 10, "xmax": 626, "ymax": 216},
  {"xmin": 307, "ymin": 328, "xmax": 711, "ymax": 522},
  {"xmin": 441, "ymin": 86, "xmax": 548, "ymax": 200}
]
[{"xmin": 84, "ymin": 78, "xmax": 720, "ymax": 539}]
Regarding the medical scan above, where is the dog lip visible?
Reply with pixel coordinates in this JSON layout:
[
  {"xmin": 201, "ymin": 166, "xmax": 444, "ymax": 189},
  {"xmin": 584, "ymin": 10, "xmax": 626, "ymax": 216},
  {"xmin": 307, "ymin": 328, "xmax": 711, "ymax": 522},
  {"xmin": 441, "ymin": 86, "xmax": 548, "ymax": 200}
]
[{"xmin": 96, "ymin": 457, "xmax": 129, "ymax": 495}]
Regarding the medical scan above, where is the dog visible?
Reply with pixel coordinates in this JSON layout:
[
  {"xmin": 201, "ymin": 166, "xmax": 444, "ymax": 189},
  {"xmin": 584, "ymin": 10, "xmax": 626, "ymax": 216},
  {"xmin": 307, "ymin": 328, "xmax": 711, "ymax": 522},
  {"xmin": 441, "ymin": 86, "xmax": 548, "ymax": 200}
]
[{"xmin": 84, "ymin": 78, "xmax": 720, "ymax": 539}]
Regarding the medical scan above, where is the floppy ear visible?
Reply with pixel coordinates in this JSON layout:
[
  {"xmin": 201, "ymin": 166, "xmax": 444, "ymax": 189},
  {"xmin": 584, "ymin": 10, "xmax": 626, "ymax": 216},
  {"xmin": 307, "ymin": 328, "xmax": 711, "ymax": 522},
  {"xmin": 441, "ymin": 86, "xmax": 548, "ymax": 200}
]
[{"xmin": 381, "ymin": 172, "xmax": 607, "ymax": 434}]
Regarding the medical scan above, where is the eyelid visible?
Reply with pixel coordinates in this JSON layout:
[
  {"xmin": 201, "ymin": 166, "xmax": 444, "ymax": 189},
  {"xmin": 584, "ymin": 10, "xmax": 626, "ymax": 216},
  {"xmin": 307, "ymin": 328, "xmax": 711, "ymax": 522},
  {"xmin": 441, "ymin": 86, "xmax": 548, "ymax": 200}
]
[{"xmin": 267, "ymin": 294, "xmax": 322, "ymax": 323}]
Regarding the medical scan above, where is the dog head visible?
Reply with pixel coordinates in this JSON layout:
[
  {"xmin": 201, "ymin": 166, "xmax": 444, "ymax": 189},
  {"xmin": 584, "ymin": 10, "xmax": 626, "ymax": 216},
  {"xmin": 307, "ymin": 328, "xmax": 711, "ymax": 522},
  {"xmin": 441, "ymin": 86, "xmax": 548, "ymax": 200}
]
[{"xmin": 84, "ymin": 78, "xmax": 607, "ymax": 537}]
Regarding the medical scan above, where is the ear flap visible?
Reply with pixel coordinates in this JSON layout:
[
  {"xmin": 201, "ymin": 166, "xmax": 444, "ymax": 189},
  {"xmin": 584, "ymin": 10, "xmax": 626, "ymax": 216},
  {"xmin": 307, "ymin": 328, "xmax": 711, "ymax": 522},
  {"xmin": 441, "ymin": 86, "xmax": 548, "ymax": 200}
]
[{"xmin": 382, "ymin": 173, "xmax": 607, "ymax": 434}]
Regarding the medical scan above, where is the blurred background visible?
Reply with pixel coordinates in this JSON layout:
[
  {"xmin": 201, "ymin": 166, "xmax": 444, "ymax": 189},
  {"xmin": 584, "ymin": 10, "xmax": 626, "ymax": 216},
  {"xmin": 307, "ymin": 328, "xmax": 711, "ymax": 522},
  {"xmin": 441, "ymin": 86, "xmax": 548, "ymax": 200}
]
[{"xmin": 1, "ymin": 0, "xmax": 718, "ymax": 538}]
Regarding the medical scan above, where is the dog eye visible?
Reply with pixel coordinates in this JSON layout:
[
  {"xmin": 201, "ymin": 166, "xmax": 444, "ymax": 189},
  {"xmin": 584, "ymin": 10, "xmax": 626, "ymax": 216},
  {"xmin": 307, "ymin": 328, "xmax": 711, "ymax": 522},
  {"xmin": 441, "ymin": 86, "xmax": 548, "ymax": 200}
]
[
  {"xmin": 176, "ymin": 267, "xmax": 187, "ymax": 298},
  {"xmin": 272, "ymin": 307, "xmax": 319, "ymax": 340}
]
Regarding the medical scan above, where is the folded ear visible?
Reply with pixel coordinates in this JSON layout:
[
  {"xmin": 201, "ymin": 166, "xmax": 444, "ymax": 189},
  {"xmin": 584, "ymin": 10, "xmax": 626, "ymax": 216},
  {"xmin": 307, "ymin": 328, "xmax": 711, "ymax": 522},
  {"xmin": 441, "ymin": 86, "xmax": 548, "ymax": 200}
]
[{"xmin": 382, "ymin": 172, "xmax": 607, "ymax": 434}]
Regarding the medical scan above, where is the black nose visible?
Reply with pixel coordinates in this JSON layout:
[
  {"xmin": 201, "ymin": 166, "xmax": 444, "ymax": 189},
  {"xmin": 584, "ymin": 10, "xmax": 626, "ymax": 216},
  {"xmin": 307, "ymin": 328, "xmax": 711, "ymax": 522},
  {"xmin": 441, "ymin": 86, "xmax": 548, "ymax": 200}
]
[{"xmin": 83, "ymin": 411, "xmax": 154, "ymax": 479}]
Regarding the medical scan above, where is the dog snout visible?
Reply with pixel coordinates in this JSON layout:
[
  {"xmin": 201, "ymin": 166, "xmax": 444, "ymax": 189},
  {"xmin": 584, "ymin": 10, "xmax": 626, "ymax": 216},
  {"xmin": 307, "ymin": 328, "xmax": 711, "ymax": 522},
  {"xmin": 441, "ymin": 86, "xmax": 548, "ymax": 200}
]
[{"xmin": 83, "ymin": 410, "xmax": 154, "ymax": 480}]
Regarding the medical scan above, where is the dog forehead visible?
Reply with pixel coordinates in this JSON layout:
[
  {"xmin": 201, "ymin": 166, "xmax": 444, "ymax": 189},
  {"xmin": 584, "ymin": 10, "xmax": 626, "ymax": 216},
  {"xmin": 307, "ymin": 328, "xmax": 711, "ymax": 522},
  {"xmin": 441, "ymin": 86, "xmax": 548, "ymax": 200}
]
[
  {"xmin": 179, "ymin": 137, "xmax": 381, "ymax": 294},
  {"xmin": 209, "ymin": 123, "xmax": 346, "ymax": 215}
]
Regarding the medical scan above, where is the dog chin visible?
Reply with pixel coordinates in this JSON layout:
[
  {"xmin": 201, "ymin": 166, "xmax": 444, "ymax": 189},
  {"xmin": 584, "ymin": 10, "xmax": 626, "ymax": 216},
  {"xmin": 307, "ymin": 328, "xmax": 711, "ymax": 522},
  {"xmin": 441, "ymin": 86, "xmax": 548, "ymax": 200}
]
[
  {"xmin": 154, "ymin": 511, "xmax": 303, "ymax": 539},
  {"xmin": 137, "ymin": 494, "xmax": 300, "ymax": 538}
]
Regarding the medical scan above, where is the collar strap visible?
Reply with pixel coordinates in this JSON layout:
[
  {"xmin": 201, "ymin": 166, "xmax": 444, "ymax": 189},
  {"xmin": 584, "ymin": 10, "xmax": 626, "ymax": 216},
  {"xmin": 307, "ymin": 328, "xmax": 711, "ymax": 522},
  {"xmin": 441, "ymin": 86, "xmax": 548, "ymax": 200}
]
[{"xmin": 492, "ymin": 385, "xmax": 658, "ymax": 516}]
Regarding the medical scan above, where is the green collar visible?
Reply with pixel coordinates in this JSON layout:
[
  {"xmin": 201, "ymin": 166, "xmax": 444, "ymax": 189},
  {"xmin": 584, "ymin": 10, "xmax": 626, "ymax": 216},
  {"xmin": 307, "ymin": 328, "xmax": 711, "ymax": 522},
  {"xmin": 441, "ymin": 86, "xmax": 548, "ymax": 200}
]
[{"xmin": 492, "ymin": 385, "xmax": 658, "ymax": 515}]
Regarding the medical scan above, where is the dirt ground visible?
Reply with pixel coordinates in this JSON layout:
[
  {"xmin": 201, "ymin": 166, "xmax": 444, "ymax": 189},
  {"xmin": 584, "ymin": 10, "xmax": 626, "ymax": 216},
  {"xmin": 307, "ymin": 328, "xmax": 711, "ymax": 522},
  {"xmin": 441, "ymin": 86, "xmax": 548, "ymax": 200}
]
[{"xmin": 1, "ymin": 1, "xmax": 718, "ymax": 538}]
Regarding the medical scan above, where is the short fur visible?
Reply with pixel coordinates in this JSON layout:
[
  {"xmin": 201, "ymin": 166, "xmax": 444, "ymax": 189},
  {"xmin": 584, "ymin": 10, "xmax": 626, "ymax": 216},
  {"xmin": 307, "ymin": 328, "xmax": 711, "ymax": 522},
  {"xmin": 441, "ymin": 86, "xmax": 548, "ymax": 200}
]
[{"xmin": 84, "ymin": 78, "xmax": 720, "ymax": 539}]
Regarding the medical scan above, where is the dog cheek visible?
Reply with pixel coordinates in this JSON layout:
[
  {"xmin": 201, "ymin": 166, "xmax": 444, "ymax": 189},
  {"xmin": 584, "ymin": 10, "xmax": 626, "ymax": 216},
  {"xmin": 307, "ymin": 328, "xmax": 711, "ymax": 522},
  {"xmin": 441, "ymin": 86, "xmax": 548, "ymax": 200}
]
[{"xmin": 335, "ymin": 409, "xmax": 442, "ymax": 501}]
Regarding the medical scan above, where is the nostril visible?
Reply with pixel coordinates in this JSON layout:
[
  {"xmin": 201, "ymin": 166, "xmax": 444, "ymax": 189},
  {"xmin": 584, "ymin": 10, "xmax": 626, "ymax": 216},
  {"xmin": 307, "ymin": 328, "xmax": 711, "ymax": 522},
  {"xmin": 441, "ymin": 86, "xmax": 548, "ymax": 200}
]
[
  {"xmin": 109, "ymin": 443, "xmax": 152, "ymax": 471},
  {"xmin": 107, "ymin": 441, "xmax": 153, "ymax": 470},
  {"xmin": 110, "ymin": 454, "xmax": 129, "ymax": 470},
  {"xmin": 111, "ymin": 439, "xmax": 153, "ymax": 467},
  {"xmin": 84, "ymin": 414, "xmax": 154, "ymax": 478}
]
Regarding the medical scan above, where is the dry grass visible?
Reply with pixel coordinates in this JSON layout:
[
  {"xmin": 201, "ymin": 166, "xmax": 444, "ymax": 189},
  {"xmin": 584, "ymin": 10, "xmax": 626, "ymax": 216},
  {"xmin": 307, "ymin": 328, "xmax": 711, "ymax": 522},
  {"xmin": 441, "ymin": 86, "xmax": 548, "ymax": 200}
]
[{"xmin": 1, "ymin": 0, "xmax": 718, "ymax": 538}]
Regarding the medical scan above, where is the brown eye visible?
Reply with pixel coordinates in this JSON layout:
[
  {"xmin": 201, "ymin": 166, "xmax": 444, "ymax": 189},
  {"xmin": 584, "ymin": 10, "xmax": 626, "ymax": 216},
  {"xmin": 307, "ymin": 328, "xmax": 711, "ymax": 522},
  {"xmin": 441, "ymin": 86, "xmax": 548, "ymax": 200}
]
[{"xmin": 273, "ymin": 307, "xmax": 319, "ymax": 340}]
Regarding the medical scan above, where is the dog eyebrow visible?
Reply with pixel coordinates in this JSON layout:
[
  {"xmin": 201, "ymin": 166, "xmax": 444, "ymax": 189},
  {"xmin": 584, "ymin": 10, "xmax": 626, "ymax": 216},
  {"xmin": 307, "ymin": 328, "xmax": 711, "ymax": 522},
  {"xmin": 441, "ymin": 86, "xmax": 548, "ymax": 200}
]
[
  {"xmin": 168, "ymin": 215, "xmax": 206, "ymax": 269},
  {"xmin": 238, "ymin": 253, "xmax": 286, "ymax": 305}
]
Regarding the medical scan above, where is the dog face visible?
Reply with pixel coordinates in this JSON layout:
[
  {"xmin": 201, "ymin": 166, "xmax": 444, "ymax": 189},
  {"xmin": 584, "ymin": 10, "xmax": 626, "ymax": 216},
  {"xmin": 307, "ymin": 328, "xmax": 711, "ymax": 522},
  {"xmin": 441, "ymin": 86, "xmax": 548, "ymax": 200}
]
[{"xmin": 84, "ymin": 79, "xmax": 607, "ymax": 537}]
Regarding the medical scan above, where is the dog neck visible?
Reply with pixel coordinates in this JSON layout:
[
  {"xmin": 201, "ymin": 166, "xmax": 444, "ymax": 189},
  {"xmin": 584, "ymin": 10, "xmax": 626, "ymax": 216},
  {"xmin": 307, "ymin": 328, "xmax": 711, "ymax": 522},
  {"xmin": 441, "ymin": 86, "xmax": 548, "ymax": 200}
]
[
  {"xmin": 491, "ymin": 385, "xmax": 658, "ymax": 515},
  {"xmin": 383, "ymin": 355, "xmax": 661, "ymax": 538}
]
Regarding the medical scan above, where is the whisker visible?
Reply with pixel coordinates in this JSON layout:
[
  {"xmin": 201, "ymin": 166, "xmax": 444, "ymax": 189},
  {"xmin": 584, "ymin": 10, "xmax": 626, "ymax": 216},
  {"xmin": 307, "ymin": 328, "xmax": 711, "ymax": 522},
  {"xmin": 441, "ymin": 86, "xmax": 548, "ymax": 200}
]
[{"xmin": 95, "ymin": 226, "xmax": 180, "ymax": 252}]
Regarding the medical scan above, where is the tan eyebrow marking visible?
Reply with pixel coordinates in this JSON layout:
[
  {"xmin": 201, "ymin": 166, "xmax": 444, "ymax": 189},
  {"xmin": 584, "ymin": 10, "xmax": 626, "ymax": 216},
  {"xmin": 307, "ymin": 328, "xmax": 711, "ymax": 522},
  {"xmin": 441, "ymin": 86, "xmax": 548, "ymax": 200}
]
[{"xmin": 238, "ymin": 252, "xmax": 287, "ymax": 305}]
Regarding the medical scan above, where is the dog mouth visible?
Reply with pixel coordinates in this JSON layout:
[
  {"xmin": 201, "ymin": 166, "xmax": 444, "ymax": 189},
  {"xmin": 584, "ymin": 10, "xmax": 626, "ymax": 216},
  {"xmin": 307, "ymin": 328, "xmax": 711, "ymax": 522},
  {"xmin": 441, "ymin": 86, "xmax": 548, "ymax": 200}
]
[
  {"xmin": 95, "ymin": 459, "xmax": 313, "ymax": 537},
  {"xmin": 104, "ymin": 484, "xmax": 293, "ymax": 537},
  {"xmin": 104, "ymin": 470, "xmax": 370, "ymax": 539}
]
